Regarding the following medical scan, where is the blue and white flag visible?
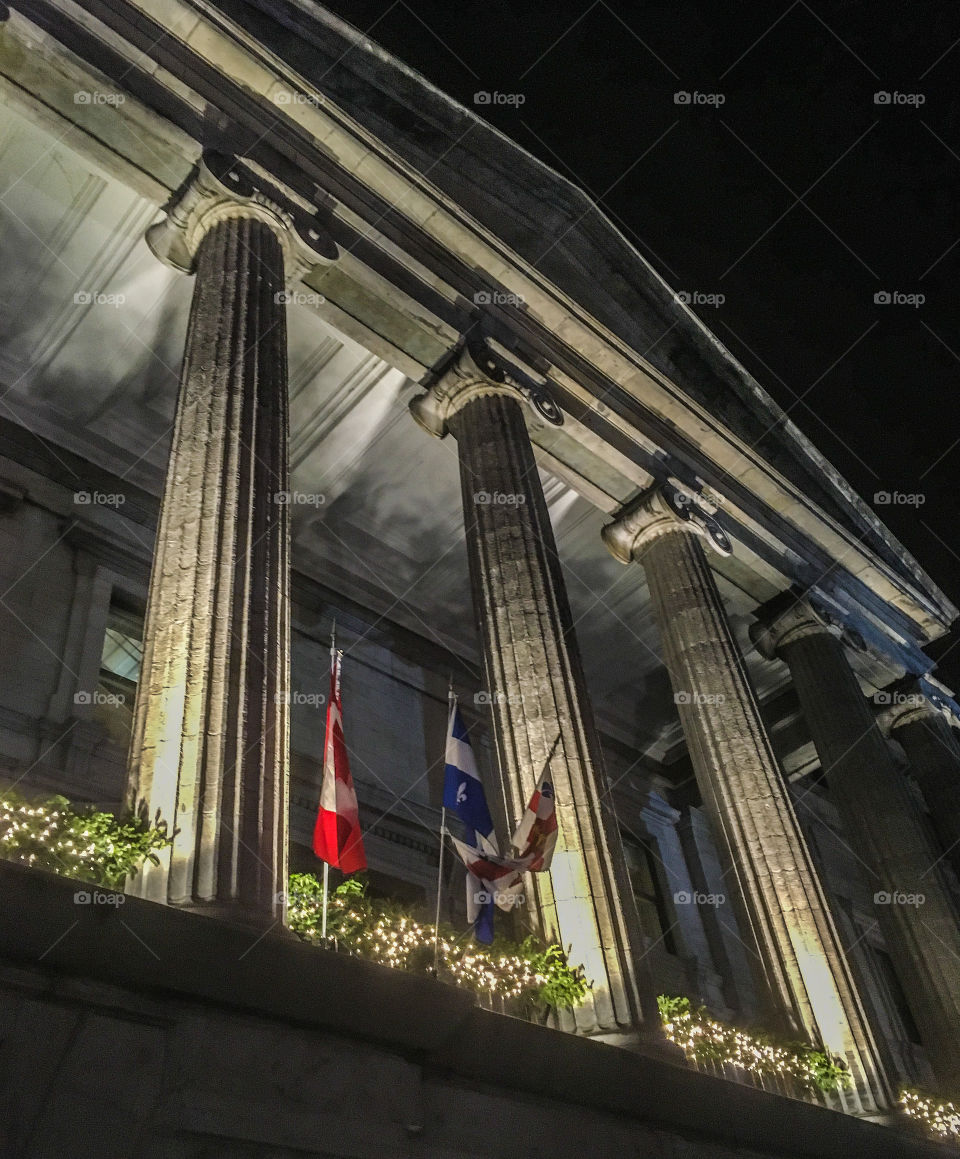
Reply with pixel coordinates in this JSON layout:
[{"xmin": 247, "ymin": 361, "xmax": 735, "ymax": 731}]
[
  {"xmin": 443, "ymin": 702, "xmax": 497, "ymax": 943},
  {"xmin": 443, "ymin": 704, "xmax": 496, "ymax": 848}
]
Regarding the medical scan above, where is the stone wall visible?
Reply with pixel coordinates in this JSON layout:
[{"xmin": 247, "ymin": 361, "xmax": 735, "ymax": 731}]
[{"xmin": 0, "ymin": 860, "xmax": 952, "ymax": 1159}]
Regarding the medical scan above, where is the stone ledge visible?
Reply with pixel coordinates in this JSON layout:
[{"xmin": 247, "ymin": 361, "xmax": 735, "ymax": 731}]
[
  {"xmin": 0, "ymin": 859, "xmax": 475, "ymax": 1055},
  {"xmin": 0, "ymin": 859, "xmax": 952, "ymax": 1158}
]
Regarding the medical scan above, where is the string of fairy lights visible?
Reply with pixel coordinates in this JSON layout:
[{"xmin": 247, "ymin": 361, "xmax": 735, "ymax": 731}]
[
  {"xmin": 0, "ymin": 797, "xmax": 101, "ymax": 873},
  {"xmin": 3, "ymin": 790, "xmax": 959, "ymax": 1143},
  {"xmin": 0, "ymin": 790, "xmax": 168, "ymax": 888},
  {"xmin": 657, "ymin": 995, "xmax": 848, "ymax": 1094},
  {"xmin": 901, "ymin": 1090, "xmax": 960, "ymax": 1141},
  {"xmin": 287, "ymin": 886, "xmax": 550, "ymax": 1000}
]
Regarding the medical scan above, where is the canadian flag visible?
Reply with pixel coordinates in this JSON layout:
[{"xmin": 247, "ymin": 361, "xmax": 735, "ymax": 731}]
[{"xmin": 313, "ymin": 648, "xmax": 366, "ymax": 873}]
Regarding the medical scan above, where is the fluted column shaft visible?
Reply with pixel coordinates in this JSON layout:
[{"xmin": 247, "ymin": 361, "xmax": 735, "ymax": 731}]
[
  {"xmin": 632, "ymin": 524, "xmax": 889, "ymax": 1110},
  {"xmin": 890, "ymin": 708, "xmax": 960, "ymax": 883},
  {"xmin": 127, "ymin": 214, "xmax": 290, "ymax": 923},
  {"xmin": 771, "ymin": 620, "xmax": 960, "ymax": 1090},
  {"xmin": 450, "ymin": 392, "xmax": 649, "ymax": 1036}
]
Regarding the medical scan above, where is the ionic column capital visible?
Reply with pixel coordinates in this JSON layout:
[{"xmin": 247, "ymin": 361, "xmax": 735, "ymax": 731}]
[
  {"xmin": 601, "ymin": 481, "xmax": 732, "ymax": 564},
  {"xmin": 145, "ymin": 152, "xmax": 337, "ymax": 281},
  {"xmin": 409, "ymin": 343, "xmax": 564, "ymax": 438},
  {"xmin": 875, "ymin": 678, "xmax": 951, "ymax": 735},
  {"xmin": 750, "ymin": 594, "xmax": 843, "ymax": 660}
]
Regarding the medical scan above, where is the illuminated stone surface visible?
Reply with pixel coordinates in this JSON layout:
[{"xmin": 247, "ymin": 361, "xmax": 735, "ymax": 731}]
[
  {"xmin": 606, "ymin": 486, "xmax": 891, "ymax": 1112},
  {"xmin": 126, "ymin": 208, "xmax": 292, "ymax": 922},
  {"xmin": 411, "ymin": 352, "xmax": 653, "ymax": 1038},
  {"xmin": 755, "ymin": 599, "xmax": 960, "ymax": 1090},
  {"xmin": 880, "ymin": 683, "xmax": 960, "ymax": 884}
]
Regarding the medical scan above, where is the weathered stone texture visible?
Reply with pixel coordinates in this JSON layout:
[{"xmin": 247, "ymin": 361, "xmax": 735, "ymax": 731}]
[
  {"xmin": 636, "ymin": 525, "xmax": 890, "ymax": 1111},
  {"xmin": 126, "ymin": 215, "xmax": 290, "ymax": 921},
  {"xmin": 769, "ymin": 613, "xmax": 960, "ymax": 1091},
  {"xmin": 451, "ymin": 392, "xmax": 651, "ymax": 1037},
  {"xmin": 888, "ymin": 702, "xmax": 960, "ymax": 884},
  {"xmin": 0, "ymin": 861, "xmax": 950, "ymax": 1159}
]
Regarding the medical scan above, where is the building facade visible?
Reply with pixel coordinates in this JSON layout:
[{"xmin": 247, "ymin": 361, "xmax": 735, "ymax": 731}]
[{"xmin": 1, "ymin": 0, "xmax": 960, "ymax": 1151}]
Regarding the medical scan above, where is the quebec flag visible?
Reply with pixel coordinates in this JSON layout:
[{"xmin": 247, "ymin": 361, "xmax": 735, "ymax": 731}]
[
  {"xmin": 443, "ymin": 704, "xmax": 496, "ymax": 848},
  {"xmin": 443, "ymin": 703, "xmax": 497, "ymax": 942}
]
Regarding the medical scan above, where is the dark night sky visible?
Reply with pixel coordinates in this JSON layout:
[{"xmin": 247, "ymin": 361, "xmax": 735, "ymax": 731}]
[{"xmin": 320, "ymin": 0, "xmax": 960, "ymax": 686}]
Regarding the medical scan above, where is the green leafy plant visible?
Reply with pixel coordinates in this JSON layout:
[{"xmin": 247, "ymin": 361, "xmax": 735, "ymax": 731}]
[
  {"xmin": 287, "ymin": 872, "xmax": 588, "ymax": 1010},
  {"xmin": 0, "ymin": 788, "xmax": 170, "ymax": 888},
  {"xmin": 0, "ymin": 790, "xmax": 587, "ymax": 1013},
  {"xmin": 523, "ymin": 938, "xmax": 590, "ymax": 1009},
  {"xmin": 657, "ymin": 994, "xmax": 851, "ymax": 1094}
]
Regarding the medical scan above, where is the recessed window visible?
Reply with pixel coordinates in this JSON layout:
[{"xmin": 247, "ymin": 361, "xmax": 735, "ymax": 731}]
[
  {"xmin": 623, "ymin": 835, "xmax": 676, "ymax": 954},
  {"xmin": 94, "ymin": 599, "xmax": 143, "ymax": 746}
]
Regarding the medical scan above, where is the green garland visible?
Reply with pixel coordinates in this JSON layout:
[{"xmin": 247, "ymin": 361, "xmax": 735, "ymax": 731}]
[
  {"xmin": 657, "ymin": 994, "xmax": 850, "ymax": 1094},
  {"xmin": 0, "ymin": 788, "xmax": 170, "ymax": 888},
  {"xmin": 0, "ymin": 789, "xmax": 588, "ymax": 1011},
  {"xmin": 4, "ymin": 786, "xmax": 958, "ymax": 1137},
  {"xmin": 287, "ymin": 871, "xmax": 589, "ymax": 1011}
]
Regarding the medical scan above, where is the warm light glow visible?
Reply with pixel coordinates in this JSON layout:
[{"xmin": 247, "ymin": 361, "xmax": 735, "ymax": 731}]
[
  {"xmin": 901, "ymin": 1090, "xmax": 960, "ymax": 1141},
  {"xmin": 288, "ymin": 890, "xmax": 548, "ymax": 999},
  {"xmin": 657, "ymin": 995, "xmax": 850, "ymax": 1094}
]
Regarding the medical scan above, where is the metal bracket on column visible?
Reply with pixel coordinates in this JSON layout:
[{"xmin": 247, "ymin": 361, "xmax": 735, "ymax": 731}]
[
  {"xmin": 145, "ymin": 151, "xmax": 338, "ymax": 280},
  {"xmin": 409, "ymin": 338, "xmax": 564, "ymax": 437},
  {"xmin": 602, "ymin": 478, "xmax": 733, "ymax": 563}
]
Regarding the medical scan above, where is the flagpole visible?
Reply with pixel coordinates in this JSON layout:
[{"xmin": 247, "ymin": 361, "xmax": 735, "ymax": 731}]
[
  {"xmin": 434, "ymin": 678, "xmax": 455, "ymax": 973},
  {"xmin": 321, "ymin": 618, "xmax": 337, "ymax": 942}
]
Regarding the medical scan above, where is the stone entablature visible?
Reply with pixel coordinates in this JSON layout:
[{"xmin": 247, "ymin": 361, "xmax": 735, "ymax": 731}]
[{"xmin": 0, "ymin": 0, "xmax": 951, "ymax": 658}]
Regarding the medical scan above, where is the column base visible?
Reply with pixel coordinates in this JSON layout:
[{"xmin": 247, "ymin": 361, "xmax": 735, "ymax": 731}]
[
  {"xmin": 589, "ymin": 1026, "xmax": 687, "ymax": 1065},
  {"xmin": 172, "ymin": 900, "xmax": 296, "ymax": 940}
]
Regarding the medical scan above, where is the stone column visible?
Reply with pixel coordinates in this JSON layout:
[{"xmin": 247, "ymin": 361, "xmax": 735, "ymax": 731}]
[
  {"xmin": 410, "ymin": 347, "xmax": 652, "ymax": 1039},
  {"xmin": 753, "ymin": 597, "xmax": 960, "ymax": 1091},
  {"xmin": 878, "ymin": 682, "xmax": 960, "ymax": 884},
  {"xmin": 126, "ymin": 155, "xmax": 336, "ymax": 925},
  {"xmin": 604, "ymin": 484, "xmax": 891, "ymax": 1112}
]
